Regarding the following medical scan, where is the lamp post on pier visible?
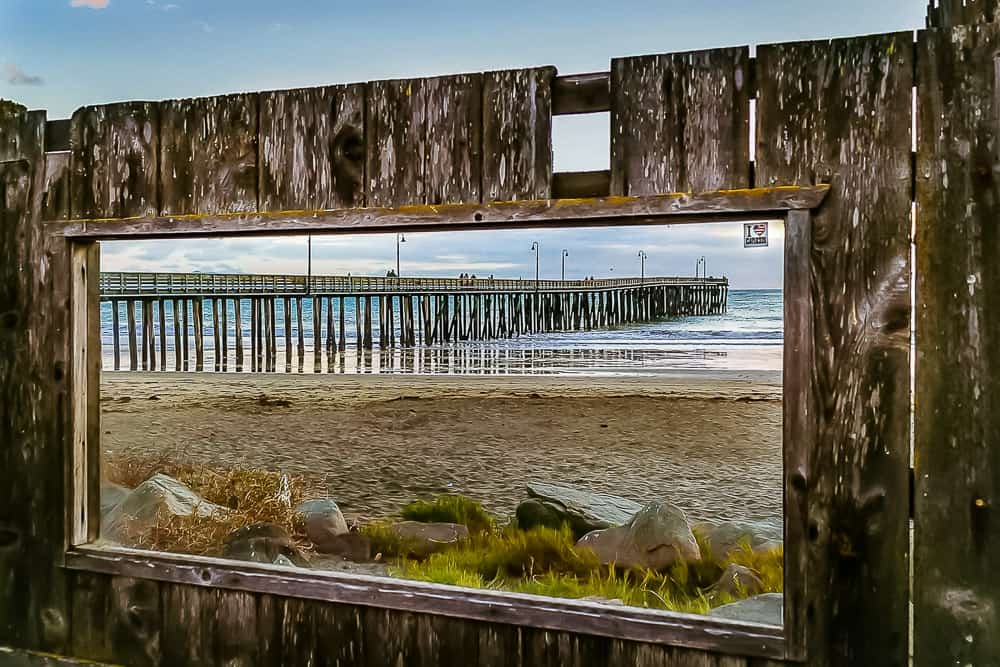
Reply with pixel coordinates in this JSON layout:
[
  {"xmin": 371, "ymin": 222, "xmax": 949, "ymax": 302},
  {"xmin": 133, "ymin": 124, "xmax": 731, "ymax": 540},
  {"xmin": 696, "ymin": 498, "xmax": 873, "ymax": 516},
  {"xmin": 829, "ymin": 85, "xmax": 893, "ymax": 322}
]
[
  {"xmin": 531, "ymin": 241, "xmax": 540, "ymax": 290},
  {"xmin": 638, "ymin": 250, "xmax": 647, "ymax": 284},
  {"xmin": 396, "ymin": 233, "xmax": 406, "ymax": 279},
  {"xmin": 561, "ymin": 249, "xmax": 569, "ymax": 281}
]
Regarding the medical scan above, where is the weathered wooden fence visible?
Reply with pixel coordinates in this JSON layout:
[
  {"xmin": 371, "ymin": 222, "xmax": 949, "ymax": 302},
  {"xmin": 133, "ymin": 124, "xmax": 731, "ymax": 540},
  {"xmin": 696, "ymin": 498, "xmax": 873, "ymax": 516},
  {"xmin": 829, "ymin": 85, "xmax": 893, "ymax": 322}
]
[{"xmin": 1, "ymin": 0, "xmax": 996, "ymax": 664}]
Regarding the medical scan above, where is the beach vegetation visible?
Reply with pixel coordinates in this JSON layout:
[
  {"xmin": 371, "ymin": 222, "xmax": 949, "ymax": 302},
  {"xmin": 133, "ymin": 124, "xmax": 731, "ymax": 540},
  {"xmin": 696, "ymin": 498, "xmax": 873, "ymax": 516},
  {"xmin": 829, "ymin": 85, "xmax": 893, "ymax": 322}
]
[
  {"xmin": 399, "ymin": 494, "xmax": 496, "ymax": 533},
  {"xmin": 104, "ymin": 455, "xmax": 782, "ymax": 615}
]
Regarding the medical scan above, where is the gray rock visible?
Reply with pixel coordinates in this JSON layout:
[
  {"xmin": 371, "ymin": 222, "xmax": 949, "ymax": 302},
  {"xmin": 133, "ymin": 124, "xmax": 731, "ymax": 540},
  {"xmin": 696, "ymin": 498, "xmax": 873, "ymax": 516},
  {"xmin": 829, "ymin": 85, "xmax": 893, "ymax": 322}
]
[
  {"xmin": 515, "ymin": 498, "xmax": 568, "ymax": 532},
  {"xmin": 309, "ymin": 557, "xmax": 390, "ymax": 578},
  {"xmin": 223, "ymin": 523, "xmax": 306, "ymax": 566},
  {"xmin": 294, "ymin": 499, "xmax": 349, "ymax": 550},
  {"xmin": 715, "ymin": 564, "xmax": 765, "ymax": 598},
  {"xmin": 525, "ymin": 482, "xmax": 642, "ymax": 536},
  {"xmin": 389, "ymin": 521, "xmax": 469, "ymax": 558},
  {"xmin": 273, "ymin": 554, "xmax": 296, "ymax": 568},
  {"xmin": 311, "ymin": 531, "xmax": 371, "ymax": 561},
  {"xmin": 709, "ymin": 593, "xmax": 783, "ymax": 626},
  {"xmin": 100, "ymin": 480, "xmax": 131, "ymax": 516},
  {"xmin": 699, "ymin": 520, "xmax": 782, "ymax": 562},
  {"xmin": 101, "ymin": 473, "xmax": 227, "ymax": 545},
  {"xmin": 576, "ymin": 502, "xmax": 700, "ymax": 570}
]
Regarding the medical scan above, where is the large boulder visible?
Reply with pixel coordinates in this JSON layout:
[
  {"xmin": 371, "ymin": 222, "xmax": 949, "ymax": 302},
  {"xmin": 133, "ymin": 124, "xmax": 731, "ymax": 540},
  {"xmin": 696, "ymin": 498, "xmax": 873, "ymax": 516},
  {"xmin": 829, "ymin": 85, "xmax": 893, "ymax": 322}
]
[
  {"xmin": 709, "ymin": 593, "xmax": 783, "ymax": 626},
  {"xmin": 715, "ymin": 564, "xmax": 765, "ymax": 598},
  {"xmin": 222, "ymin": 523, "xmax": 306, "ymax": 566},
  {"xmin": 101, "ymin": 474, "xmax": 227, "ymax": 545},
  {"xmin": 101, "ymin": 480, "xmax": 131, "ymax": 516},
  {"xmin": 389, "ymin": 521, "xmax": 469, "ymax": 559},
  {"xmin": 294, "ymin": 499, "xmax": 349, "ymax": 551},
  {"xmin": 576, "ymin": 502, "xmax": 700, "ymax": 570},
  {"xmin": 522, "ymin": 482, "xmax": 642, "ymax": 537},
  {"xmin": 697, "ymin": 519, "xmax": 782, "ymax": 562}
]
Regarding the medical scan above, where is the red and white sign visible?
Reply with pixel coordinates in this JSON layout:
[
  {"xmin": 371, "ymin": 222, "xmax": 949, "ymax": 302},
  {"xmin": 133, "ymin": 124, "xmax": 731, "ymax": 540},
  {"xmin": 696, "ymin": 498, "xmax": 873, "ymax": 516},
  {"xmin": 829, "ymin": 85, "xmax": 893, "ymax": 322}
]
[{"xmin": 744, "ymin": 222, "xmax": 769, "ymax": 248}]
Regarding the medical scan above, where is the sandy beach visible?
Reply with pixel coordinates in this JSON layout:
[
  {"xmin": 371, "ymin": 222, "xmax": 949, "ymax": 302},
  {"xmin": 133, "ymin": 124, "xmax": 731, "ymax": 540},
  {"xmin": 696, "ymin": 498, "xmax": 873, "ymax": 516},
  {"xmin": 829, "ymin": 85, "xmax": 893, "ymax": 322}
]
[{"xmin": 100, "ymin": 371, "xmax": 782, "ymax": 525}]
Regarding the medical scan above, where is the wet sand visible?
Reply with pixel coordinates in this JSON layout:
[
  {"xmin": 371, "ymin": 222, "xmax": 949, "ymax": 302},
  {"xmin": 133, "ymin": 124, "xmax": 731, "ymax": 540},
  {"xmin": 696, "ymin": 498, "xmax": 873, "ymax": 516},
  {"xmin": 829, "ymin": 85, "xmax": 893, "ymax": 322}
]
[{"xmin": 100, "ymin": 371, "xmax": 782, "ymax": 525}]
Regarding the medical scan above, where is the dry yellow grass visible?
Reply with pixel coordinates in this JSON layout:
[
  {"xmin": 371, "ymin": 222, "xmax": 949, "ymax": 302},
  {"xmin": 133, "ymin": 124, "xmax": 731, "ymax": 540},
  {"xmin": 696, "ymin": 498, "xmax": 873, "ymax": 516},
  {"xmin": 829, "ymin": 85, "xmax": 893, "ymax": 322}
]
[{"xmin": 104, "ymin": 453, "xmax": 312, "ymax": 556}]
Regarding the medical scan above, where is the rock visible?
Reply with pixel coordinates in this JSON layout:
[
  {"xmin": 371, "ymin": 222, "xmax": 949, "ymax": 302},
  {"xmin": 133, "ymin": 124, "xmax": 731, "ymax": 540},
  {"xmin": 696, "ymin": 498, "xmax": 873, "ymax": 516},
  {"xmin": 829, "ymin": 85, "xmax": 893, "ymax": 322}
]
[
  {"xmin": 294, "ymin": 499, "xmax": 349, "ymax": 551},
  {"xmin": 101, "ymin": 474, "xmax": 227, "ymax": 545},
  {"xmin": 515, "ymin": 498, "xmax": 567, "ymax": 532},
  {"xmin": 272, "ymin": 554, "xmax": 296, "ymax": 568},
  {"xmin": 576, "ymin": 502, "xmax": 700, "ymax": 570},
  {"xmin": 525, "ymin": 482, "xmax": 642, "ymax": 536},
  {"xmin": 699, "ymin": 520, "xmax": 782, "ymax": 562},
  {"xmin": 715, "ymin": 564, "xmax": 765, "ymax": 598},
  {"xmin": 389, "ymin": 521, "xmax": 469, "ymax": 559},
  {"xmin": 223, "ymin": 523, "xmax": 306, "ymax": 566},
  {"xmin": 100, "ymin": 480, "xmax": 131, "ymax": 516},
  {"xmin": 310, "ymin": 531, "xmax": 371, "ymax": 561},
  {"xmin": 579, "ymin": 596, "xmax": 624, "ymax": 606},
  {"xmin": 309, "ymin": 557, "xmax": 390, "ymax": 578},
  {"xmin": 709, "ymin": 593, "xmax": 783, "ymax": 626}
]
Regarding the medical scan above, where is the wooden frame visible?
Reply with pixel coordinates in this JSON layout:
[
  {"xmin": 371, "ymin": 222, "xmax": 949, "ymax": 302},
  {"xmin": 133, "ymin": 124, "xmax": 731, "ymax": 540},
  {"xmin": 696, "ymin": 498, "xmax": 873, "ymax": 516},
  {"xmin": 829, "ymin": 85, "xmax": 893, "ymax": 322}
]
[{"xmin": 57, "ymin": 186, "xmax": 826, "ymax": 662}]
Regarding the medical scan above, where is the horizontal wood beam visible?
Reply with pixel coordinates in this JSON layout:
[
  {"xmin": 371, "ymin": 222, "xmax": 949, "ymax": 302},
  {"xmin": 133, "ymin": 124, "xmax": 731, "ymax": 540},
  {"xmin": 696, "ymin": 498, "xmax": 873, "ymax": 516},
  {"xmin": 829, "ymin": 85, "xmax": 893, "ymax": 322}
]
[
  {"xmin": 552, "ymin": 72, "xmax": 611, "ymax": 115},
  {"xmin": 66, "ymin": 546, "xmax": 785, "ymax": 659},
  {"xmin": 49, "ymin": 185, "xmax": 829, "ymax": 240}
]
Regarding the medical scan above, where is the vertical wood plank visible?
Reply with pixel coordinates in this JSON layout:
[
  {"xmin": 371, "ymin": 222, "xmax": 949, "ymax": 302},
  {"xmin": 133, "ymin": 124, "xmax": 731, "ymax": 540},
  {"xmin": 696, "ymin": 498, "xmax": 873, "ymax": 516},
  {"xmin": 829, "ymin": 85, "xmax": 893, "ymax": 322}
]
[
  {"xmin": 482, "ymin": 67, "xmax": 556, "ymax": 202},
  {"xmin": 70, "ymin": 102, "xmax": 159, "ymax": 219},
  {"xmin": 160, "ymin": 93, "xmax": 258, "ymax": 215},
  {"xmin": 757, "ymin": 32, "xmax": 913, "ymax": 666},
  {"xmin": 425, "ymin": 73, "xmax": 482, "ymax": 205},
  {"xmin": 366, "ymin": 73, "xmax": 482, "ymax": 207},
  {"xmin": 914, "ymin": 23, "xmax": 1000, "ymax": 667},
  {"xmin": 42, "ymin": 152, "xmax": 71, "ymax": 221},
  {"xmin": 0, "ymin": 109, "xmax": 72, "ymax": 652},
  {"xmin": 259, "ymin": 83, "xmax": 366, "ymax": 210},
  {"xmin": 367, "ymin": 77, "xmax": 426, "ymax": 207},
  {"xmin": 611, "ymin": 47, "xmax": 751, "ymax": 195}
]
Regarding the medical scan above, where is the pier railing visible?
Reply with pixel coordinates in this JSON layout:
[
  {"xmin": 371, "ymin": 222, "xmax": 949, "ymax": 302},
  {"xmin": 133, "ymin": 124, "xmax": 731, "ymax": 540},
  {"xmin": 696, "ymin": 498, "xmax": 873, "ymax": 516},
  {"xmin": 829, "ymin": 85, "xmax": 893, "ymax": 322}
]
[{"xmin": 98, "ymin": 272, "xmax": 727, "ymax": 297}]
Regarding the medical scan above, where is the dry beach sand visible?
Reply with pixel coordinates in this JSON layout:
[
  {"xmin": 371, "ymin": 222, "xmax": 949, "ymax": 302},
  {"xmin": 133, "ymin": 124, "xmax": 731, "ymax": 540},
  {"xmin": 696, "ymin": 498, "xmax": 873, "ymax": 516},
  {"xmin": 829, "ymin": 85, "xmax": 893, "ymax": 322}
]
[{"xmin": 100, "ymin": 371, "xmax": 783, "ymax": 526}]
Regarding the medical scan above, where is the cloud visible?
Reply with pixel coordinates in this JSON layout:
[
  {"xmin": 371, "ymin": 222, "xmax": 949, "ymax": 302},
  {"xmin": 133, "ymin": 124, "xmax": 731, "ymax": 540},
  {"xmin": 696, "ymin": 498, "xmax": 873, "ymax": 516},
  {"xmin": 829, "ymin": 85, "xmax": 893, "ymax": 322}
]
[
  {"xmin": 2, "ymin": 63, "xmax": 43, "ymax": 86},
  {"xmin": 70, "ymin": 0, "xmax": 109, "ymax": 8},
  {"xmin": 196, "ymin": 20, "xmax": 214, "ymax": 33}
]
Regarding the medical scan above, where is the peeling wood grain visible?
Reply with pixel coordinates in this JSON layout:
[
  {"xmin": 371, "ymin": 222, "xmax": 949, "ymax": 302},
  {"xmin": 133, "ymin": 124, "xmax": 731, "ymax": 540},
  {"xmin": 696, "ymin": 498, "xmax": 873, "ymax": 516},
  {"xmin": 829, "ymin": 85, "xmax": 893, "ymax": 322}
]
[
  {"xmin": 757, "ymin": 33, "xmax": 913, "ymax": 666},
  {"xmin": 0, "ymin": 111, "xmax": 72, "ymax": 654},
  {"xmin": 51, "ymin": 186, "xmax": 828, "ymax": 241},
  {"xmin": 160, "ymin": 94, "xmax": 258, "ymax": 215},
  {"xmin": 611, "ymin": 48, "xmax": 751, "ymax": 195},
  {"xmin": 914, "ymin": 24, "xmax": 1000, "ymax": 667},
  {"xmin": 482, "ymin": 67, "xmax": 555, "ymax": 201},
  {"xmin": 43, "ymin": 152, "xmax": 71, "ymax": 221},
  {"xmin": 259, "ymin": 84, "xmax": 366, "ymax": 210},
  {"xmin": 367, "ymin": 74, "xmax": 482, "ymax": 207},
  {"xmin": 70, "ymin": 103, "xmax": 159, "ymax": 219}
]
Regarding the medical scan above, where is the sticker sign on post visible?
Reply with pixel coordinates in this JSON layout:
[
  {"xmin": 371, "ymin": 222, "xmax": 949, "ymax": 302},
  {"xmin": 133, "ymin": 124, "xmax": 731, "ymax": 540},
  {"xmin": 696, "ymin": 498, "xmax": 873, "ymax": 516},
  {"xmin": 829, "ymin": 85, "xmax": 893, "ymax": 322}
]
[{"xmin": 744, "ymin": 222, "xmax": 769, "ymax": 248}]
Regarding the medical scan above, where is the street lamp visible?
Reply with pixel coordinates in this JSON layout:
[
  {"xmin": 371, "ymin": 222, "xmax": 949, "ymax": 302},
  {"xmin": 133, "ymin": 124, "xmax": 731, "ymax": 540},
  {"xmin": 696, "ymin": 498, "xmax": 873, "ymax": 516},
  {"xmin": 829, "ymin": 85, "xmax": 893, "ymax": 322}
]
[
  {"xmin": 638, "ymin": 250, "xmax": 647, "ymax": 284},
  {"xmin": 531, "ymin": 241, "xmax": 540, "ymax": 290},
  {"xmin": 307, "ymin": 235, "xmax": 312, "ymax": 293},
  {"xmin": 396, "ymin": 233, "xmax": 406, "ymax": 278},
  {"xmin": 561, "ymin": 249, "xmax": 569, "ymax": 281},
  {"xmin": 696, "ymin": 255, "xmax": 706, "ymax": 279}
]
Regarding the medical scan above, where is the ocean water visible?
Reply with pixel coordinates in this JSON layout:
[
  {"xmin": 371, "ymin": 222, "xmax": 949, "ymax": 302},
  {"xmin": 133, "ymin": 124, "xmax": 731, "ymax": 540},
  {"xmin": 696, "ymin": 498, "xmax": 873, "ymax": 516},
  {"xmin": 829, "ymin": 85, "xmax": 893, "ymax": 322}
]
[{"xmin": 100, "ymin": 289, "xmax": 782, "ymax": 376}]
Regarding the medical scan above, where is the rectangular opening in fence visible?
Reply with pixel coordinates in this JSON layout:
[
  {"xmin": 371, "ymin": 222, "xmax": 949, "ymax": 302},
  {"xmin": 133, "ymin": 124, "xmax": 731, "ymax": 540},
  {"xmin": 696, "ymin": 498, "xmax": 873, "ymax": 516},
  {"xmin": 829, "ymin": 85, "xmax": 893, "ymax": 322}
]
[{"xmin": 92, "ymin": 219, "xmax": 787, "ymax": 632}]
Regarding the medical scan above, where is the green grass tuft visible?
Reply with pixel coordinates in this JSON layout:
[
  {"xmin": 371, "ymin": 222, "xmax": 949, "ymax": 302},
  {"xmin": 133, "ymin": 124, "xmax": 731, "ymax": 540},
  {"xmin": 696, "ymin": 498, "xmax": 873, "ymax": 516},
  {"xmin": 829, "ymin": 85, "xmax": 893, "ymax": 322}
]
[{"xmin": 399, "ymin": 494, "xmax": 496, "ymax": 534}]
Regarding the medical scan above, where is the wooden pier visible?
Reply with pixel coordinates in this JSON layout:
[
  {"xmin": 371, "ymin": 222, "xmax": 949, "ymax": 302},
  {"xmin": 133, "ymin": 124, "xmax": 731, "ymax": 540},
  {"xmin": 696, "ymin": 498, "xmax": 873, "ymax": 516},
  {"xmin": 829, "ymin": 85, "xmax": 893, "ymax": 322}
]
[{"xmin": 99, "ymin": 272, "xmax": 729, "ymax": 372}]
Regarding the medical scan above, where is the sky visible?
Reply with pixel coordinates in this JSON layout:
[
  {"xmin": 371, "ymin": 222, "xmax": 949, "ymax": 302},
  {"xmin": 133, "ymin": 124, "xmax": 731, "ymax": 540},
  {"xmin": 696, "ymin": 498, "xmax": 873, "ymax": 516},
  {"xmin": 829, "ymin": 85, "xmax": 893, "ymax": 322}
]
[{"xmin": 0, "ymin": 0, "xmax": 925, "ymax": 288}]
